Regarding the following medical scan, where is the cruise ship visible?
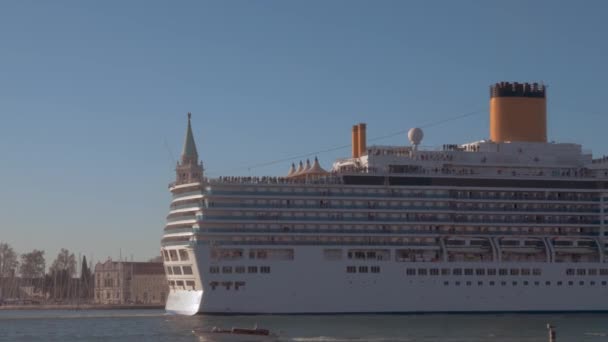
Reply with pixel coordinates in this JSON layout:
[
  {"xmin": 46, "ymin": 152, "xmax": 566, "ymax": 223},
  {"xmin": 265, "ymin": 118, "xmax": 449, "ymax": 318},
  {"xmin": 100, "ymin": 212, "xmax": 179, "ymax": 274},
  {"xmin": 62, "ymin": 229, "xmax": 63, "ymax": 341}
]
[{"xmin": 161, "ymin": 82, "xmax": 608, "ymax": 315}]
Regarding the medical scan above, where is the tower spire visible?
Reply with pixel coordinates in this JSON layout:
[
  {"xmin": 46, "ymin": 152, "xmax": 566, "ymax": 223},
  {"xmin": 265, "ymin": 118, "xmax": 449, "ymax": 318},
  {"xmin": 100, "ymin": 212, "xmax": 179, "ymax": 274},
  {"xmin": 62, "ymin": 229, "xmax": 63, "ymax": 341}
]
[
  {"xmin": 181, "ymin": 112, "xmax": 199, "ymax": 164},
  {"xmin": 175, "ymin": 112, "xmax": 203, "ymax": 185}
]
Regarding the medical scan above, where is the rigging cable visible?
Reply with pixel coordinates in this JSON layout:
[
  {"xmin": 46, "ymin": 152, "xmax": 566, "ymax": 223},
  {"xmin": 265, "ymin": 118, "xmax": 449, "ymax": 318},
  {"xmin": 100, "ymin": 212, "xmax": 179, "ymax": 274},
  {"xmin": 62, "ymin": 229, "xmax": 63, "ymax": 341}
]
[{"xmin": 209, "ymin": 108, "xmax": 485, "ymax": 175}]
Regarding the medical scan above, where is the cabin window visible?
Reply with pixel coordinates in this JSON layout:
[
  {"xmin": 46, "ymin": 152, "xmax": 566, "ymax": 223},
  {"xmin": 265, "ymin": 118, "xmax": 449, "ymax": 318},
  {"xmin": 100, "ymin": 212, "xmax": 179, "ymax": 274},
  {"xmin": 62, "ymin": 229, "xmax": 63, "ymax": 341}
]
[
  {"xmin": 222, "ymin": 266, "xmax": 232, "ymax": 274},
  {"xmin": 430, "ymin": 268, "xmax": 439, "ymax": 276},
  {"xmin": 464, "ymin": 269, "xmax": 473, "ymax": 276},
  {"xmin": 521, "ymin": 269, "xmax": 530, "ymax": 276},
  {"xmin": 453, "ymin": 268, "xmax": 462, "ymax": 276},
  {"xmin": 371, "ymin": 266, "xmax": 381, "ymax": 273},
  {"xmin": 489, "ymin": 281, "xmax": 495, "ymax": 286},
  {"xmin": 579, "ymin": 281, "xmax": 585, "ymax": 286},
  {"xmin": 347, "ymin": 266, "xmax": 356, "ymax": 273},
  {"xmin": 475, "ymin": 269, "xmax": 485, "ymax": 276},
  {"xmin": 359, "ymin": 266, "xmax": 368, "ymax": 273},
  {"xmin": 487, "ymin": 269, "xmax": 497, "ymax": 276},
  {"xmin": 532, "ymin": 269, "xmax": 542, "ymax": 276},
  {"xmin": 566, "ymin": 268, "xmax": 575, "ymax": 276},
  {"xmin": 417, "ymin": 268, "xmax": 427, "ymax": 276},
  {"xmin": 406, "ymin": 268, "xmax": 416, "ymax": 276},
  {"xmin": 261, "ymin": 266, "xmax": 271, "ymax": 273},
  {"xmin": 248, "ymin": 266, "xmax": 258, "ymax": 273},
  {"xmin": 510, "ymin": 269, "xmax": 519, "ymax": 276},
  {"xmin": 441, "ymin": 268, "xmax": 450, "ymax": 276},
  {"xmin": 186, "ymin": 281, "xmax": 195, "ymax": 289},
  {"xmin": 545, "ymin": 281, "xmax": 551, "ymax": 286},
  {"xmin": 499, "ymin": 269, "xmax": 508, "ymax": 276},
  {"xmin": 523, "ymin": 281, "xmax": 529, "ymax": 286},
  {"xmin": 209, "ymin": 266, "xmax": 219, "ymax": 274},
  {"xmin": 172, "ymin": 266, "xmax": 182, "ymax": 275},
  {"xmin": 166, "ymin": 267, "xmax": 173, "ymax": 275},
  {"xmin": 179, "ymin": 249, "xmax": 189, "ymax": 261},
  {"xmin": 182, "ymin": 266, "xmax": 193, "ymax": 275},
  {"xmin": 235, "ymin": 266, "xmax": 245, "ymax": 274},
  {"xmin": 588, "ymin": 269, "xmax": 597, "ymax": 276},
  {"xmin": 557, "ymin": 281, "xmax": 563, "ymax": 286}
]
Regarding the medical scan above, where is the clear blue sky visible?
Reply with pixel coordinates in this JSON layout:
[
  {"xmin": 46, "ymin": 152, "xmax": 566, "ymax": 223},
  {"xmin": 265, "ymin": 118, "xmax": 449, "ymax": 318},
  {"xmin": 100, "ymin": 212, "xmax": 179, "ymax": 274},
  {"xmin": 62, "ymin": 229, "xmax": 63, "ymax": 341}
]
[{"xmin": 1, "ymin": 1, "xmax": 607, "ymax": 265}]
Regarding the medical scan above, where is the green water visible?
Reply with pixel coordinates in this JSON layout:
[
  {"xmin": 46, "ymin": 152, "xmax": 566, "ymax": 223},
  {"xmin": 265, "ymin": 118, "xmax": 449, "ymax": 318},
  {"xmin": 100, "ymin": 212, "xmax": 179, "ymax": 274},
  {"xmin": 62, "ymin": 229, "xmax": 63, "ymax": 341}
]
[{"xmin": 0, "ymin": 309, "xmax": 606, "ymax": 341}]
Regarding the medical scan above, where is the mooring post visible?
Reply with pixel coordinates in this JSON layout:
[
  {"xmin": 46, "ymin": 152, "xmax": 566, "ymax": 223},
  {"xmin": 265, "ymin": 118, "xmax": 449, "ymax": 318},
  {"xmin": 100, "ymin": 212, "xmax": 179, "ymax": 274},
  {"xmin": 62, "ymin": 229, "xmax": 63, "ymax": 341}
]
[{"xmin": 547, "ymin": 323, "xmax": 556, "ymax": 342}]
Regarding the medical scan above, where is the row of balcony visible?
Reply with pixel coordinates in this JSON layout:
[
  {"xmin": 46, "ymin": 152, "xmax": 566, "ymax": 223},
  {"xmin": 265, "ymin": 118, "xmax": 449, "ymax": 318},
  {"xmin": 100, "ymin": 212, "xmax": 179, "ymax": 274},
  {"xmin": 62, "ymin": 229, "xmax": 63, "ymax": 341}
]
[
  {"xmin": 203, "ymin": 189, "xmax": 602, "ymax": 202},
  {"xmin": 198, "ymin": 215, "xmax": 602, "ymax": 225},
  {"xmin": 172, "ymin": 190, "xmax": 204, "ymax": 199},
  {"xmin": 188, "ymin": 227, "xmax": 601, "ymax": 237},
  {"xmin": 203, "ymin": 202, "xmax": 601, "ymax": 214},
  {"xmin": 188, "ymin": 239, "xmax": 607, "ymax": 249}
]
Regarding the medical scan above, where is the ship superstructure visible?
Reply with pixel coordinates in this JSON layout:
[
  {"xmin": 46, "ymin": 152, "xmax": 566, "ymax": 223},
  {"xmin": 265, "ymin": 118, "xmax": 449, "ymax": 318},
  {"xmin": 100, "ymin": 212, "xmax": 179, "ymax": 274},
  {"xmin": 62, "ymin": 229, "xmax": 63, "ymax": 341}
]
[{"xmin": 162, "ymin": 83, "xmax": 608, "ymax": 315}]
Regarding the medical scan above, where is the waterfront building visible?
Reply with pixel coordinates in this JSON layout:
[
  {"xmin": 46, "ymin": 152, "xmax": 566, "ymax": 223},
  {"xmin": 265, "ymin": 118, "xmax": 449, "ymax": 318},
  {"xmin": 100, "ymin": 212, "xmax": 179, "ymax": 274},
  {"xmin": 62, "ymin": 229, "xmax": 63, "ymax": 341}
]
[{"xmin": 94, "ymin": 260, "xmax": 167, "ymax": 305}]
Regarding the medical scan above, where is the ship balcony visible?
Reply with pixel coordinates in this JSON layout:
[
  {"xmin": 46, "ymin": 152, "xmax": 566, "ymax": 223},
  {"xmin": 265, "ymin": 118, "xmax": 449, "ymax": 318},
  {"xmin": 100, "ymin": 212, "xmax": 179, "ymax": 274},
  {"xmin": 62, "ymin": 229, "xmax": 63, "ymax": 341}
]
[
  {"xmin": 161, "ymin": 240, "xmax": 195, "ymax": 247},
  {"xmin": 165, "ymin": 218, "xmax": 197, "ymax": 227},
  {"xmin": 499, "ymin": 246, "xmax": 545, "ymax": 254},
  {"xmin": 552, "ymin": 246, "xmax": 599, "ymax": 254},
  {"xmin": 445, "ymin": 246, "xmax": 492, "ymax": 254},
  {"xmin": 554, "ymin": 252, "xmax": 600, "ymax": 263},
  {"xmin": 171, "ymin": 190, "xmax": 203, "ymax": 199},
  {"xmin": 444, "ymin": 238, "xmax": 492, "ymax": 252},
  {"xmin": 170, "ymin": 202, "xmax": 202, "ymax": 211},
  {"xmin": 163, "ymin": 227, "xmax": 197, "ymax": 236},
  {"xmin": 169, "ymin": 181, "xmax": 202, "ymax": 191}
]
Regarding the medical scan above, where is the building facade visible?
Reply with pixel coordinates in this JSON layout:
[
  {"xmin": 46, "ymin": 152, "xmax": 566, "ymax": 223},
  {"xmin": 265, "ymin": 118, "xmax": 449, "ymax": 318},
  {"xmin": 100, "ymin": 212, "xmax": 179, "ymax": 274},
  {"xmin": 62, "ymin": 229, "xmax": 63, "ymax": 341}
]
[{"xmin": 94, "ymin": 260, "xmax": 167, "ymax": 305}]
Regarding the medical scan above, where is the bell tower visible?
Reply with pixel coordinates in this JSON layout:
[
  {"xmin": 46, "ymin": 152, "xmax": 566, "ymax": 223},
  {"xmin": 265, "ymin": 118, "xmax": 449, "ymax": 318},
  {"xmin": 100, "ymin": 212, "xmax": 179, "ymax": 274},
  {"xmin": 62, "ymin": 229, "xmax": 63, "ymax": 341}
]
[{"xmin": 175, "ymin": 112, "xmax": 203, "ymax": 185}]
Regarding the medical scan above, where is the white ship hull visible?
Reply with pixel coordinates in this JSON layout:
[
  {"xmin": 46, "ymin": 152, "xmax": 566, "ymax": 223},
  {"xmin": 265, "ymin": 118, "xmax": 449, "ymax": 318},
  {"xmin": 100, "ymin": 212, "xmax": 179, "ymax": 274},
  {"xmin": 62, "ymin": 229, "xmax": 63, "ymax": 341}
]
[{"xmin": 165, "ymin": 245, "xmax": 608, "ymax": 315}]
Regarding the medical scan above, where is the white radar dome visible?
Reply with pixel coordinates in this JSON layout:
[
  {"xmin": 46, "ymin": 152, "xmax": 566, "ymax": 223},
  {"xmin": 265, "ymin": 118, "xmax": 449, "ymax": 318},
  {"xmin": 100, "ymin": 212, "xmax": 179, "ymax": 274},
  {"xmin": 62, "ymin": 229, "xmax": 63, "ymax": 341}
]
[{"xmin": 408, "ymin": 127, "xmax": 424, "ymax": 146}]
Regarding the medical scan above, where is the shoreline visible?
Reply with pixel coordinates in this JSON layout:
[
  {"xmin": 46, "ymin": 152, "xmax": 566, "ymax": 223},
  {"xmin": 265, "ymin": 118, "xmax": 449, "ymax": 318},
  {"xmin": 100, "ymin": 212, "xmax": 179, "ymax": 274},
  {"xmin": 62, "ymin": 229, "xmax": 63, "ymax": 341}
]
[{"xmin": 0, "ymin": 304, "xmax": 164, "ymax": 311}]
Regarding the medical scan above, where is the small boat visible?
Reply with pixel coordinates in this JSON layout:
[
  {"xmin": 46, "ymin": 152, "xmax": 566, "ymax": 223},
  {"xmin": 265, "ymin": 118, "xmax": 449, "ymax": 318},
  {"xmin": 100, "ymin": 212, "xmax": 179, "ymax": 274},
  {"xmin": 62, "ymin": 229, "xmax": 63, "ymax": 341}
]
[{"xmin": 192, "ymin": 325, "xmax": 279, "ymax": 341}]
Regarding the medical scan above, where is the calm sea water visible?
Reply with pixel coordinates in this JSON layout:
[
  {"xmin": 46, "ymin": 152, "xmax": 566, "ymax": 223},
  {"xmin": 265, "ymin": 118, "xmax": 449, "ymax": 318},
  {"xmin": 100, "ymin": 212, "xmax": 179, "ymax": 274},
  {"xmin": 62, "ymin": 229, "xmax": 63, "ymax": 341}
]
[{"xmin": 0, "ymin": 309, "xmax": 607, "ymax": 341}]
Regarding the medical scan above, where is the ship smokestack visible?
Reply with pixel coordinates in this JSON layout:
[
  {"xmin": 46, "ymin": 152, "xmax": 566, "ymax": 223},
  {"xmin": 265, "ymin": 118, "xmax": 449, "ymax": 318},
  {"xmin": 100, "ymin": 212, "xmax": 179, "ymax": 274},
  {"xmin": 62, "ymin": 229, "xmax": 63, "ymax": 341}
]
[
  {"xmin": 490, "ymin": 82, "xmax": 547, "ymax": 143},
  {"xmin": 352, "ymin": 125, "xmax": 360, "ymax": 158},
  {"xmin": 358, "ymin": 123, "xmax": 367, "ymax": 157}
]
